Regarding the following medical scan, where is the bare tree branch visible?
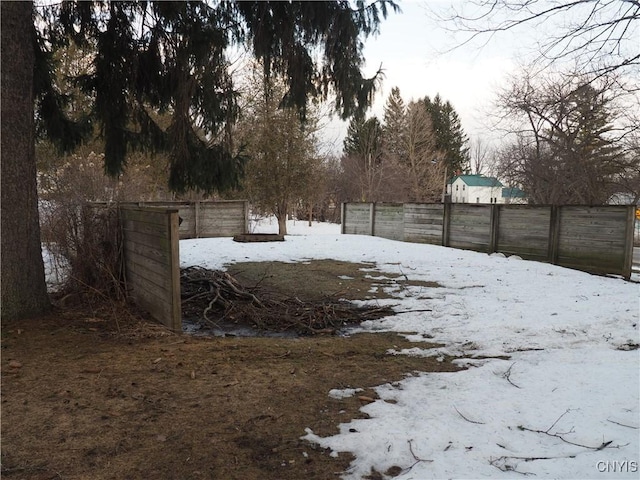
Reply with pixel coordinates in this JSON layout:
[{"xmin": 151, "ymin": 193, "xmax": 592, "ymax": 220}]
[{"xmin": 432, "ymin": 0, "xmax": 639, "ymax": 88}]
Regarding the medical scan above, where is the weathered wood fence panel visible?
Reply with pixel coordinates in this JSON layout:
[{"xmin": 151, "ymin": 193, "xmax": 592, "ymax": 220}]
[
  {"xmin": 404, "ymin": 203, "xmax": 443, "ymax": 245},
  {"xmin": 149, "ymin": 200, "xmax": 247, "ymax": 239},
  {"xmin": 373, "ymin": 203, "xmax": 404, "ymax": 241},
  {"xmin": 496, "ymin": 205, "xmax": 551, "ymax": 262},
  {"xmin": 555, "ymin": 206, "xmax": 634, "ymax": 276},
  {"xmin": 342, "ymin": 202, "xmax": 634, "ymax": 279},
  {"xmin": 448, "ymin": 204, "xmax": 493, "ymax": 252},
  {"xmin": 120, "ymin": 207, "xmax": 181, "ymax": 332},
  {"xmin": 341, "ymin": 203, "xmax": 374, "ymax": 235},
  {"xmin": 196, "ymin": 201, "xmax": 248, "ymax": 238}
]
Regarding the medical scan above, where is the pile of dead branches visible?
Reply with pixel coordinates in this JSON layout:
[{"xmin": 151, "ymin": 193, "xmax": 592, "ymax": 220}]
[{"xmin": 180, "ymin": 266, "xmax": 394, "ymax": 335}]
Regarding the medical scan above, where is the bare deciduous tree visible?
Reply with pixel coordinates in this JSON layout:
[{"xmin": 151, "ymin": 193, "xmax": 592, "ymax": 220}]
[
  {"xmin": 469, "ymin": 136, "xmax": 492, "ymax": 176},
  {"xmin": 437, "ymin": 0, "xmax": 639, "ymax": 90},
  {"xmin": 495, "ymin": 69, "xmax": 635, "ymax": 204},
  {"xmin": 401, "ymin": 101, "xmax": 443, "ymax": 202},
  {"xmin": 238, "ymin": 72, "xmax": 322, "ymax": 235},
  {"xmin": 381, "ymin": 89, "xmax": 446, "ymax": 202}
]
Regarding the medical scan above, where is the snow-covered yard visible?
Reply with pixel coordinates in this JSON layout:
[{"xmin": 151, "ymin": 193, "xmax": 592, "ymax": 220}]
[{"xmin": 179, "ymin": 219, "xmax": 639, "ymax": 479}]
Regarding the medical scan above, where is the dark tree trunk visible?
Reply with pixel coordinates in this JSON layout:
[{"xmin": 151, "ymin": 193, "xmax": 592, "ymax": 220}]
[
  {"xmin": 1, "ymin": 1, "xmax": 51, "ymax": 320},
  {"xmin": 275, "ymin": 200, "xmax": 288, "ymax": 236}
]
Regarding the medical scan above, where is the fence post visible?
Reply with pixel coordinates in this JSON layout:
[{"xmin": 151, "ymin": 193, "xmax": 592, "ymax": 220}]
[
  {"xmin": 243, "ymin": 201, "xmax": 249, "ymax": 234},
  {"xmin": 168, "ymin": 210, "xmax": 182, "ymax": 332},
  {"xmin": 402, "ymin": 202, "xmax": 407, "ymax": 242},
  {"xmin": 442, "ymin": 202, "xmax": 451, "ymax": 247},
  {"xmin": 193, "ymin": 201, "xmax": 200, "ymax": 238},
  {"xmin": 369, "ymin": 203, "xmax": 375, "ymax": 236},
  {"xmin": 622, "ymin": 205, "xmax": 635, "ymax": 280},
  {"xmin": 548, "ymin": 205, "xmax": 561, "ymax": 265},
  {"xmin": 340, "ymin": 203, "xmax": 346, "ymax": 234},
  {"xmin": 489, "ymin": 204, "xmax": 500, "ymax": 253}
]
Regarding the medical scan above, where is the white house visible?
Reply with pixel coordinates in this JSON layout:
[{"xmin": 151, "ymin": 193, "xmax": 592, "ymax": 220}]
[{"xmin": 447, "ymin": 175, "xmax": 527, "ymax": 204}]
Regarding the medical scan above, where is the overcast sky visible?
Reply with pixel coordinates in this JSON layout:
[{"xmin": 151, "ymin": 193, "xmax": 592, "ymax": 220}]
[{"xmin": 322, "ymin": 0, "xmax": 540, "ymax": 154}]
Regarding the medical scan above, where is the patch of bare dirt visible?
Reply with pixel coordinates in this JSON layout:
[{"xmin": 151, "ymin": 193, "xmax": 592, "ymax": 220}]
[
  {"xmin": 226, "ymin": 260, "xmax": 441, "ymax": 302},
  {"xmin": 2, "ymin": 260, "xmax": 456, "ymax": 480}
]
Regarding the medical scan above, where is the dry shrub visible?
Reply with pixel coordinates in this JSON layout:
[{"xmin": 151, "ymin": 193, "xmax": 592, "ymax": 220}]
[
  {"xmin": 41, "ymin": 200, "xmax": 125, "ymax": 302},
  {"xmin": 38, "ymin": 149, "xmax": 169, "ymax": 302}
]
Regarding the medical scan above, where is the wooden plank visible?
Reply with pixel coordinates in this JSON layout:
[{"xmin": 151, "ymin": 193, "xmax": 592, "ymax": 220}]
[
  {"xmin": 496, "ymin": 206, "xmax": 550, "ymax": 258},
  {"xmin": 498, "ymin": 236, "xmax": 549, "ymax": 250},
  {"xmin": 554, "ymin": 205, "xmax": 629, "ymax": 275},
  {"xmin": 126, "ymin": 265, "xmax": 173, "ymax": 305},
  {"xmin": 450, "ymin": 213, "xmax": 492, "ymax": 224},
  {"xmin": 443, "ymin": 203, "xmax": 451, "ymax": 246},
  {"xmin": 449, "ymin": 216, "xmax": 491, "ymax": 251},
  {"xmin": 404, "ymin": 231, "xmax": 441, "ymax": 244},
  {"xmin": 343, "ymin": 203, "xmax": 372, "ymax": 235},
  {"xmin": 199, "ymin": 220, "xmax": 246, "ymax": 230},
  {"xmin": 128, "ymin": 278, "xmax": 173, "ymax": 324},
  {"xmin": 404, "ymin": 203, "xmax": 443, "ymax": 244},
  {"xmin": 122, "ymin": 228, "xmax": 170, "ymax": 252},
  {"xmin": 124, "ymin": 255, "xmax": 172, "ymax": 288},
  {"xmin": 200, "ymin": 211, "xmax": 246, "ymax": 222},
  {"xmin": 405, "ymin": 225, "xmax": 442, "ymax": 234},
  {"xmin": 121, "ymin": 209, "xmax": 171, "ymax": 227},
  {"xmin": 122, "ymin": 218, "xmax": 169, "ymax": 237},
  {"xmin": 344, "ymin": 224, "xmax": 371, "ymax": 235},
  {"xmin": 121, "ymin": 206, "xmax": 179, "ymax": 217},
  {"xmin": 123, "ymin": 251, "xmax": 170, "ymax": 282}
]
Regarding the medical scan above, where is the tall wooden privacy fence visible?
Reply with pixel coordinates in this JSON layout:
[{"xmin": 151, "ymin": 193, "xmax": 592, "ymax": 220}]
[
  {"xmin": 92, "ymin": 200, "xmax": 248, "ymax": 239},
  {"xmin": 341, "ymin": 202, "xmax": 635, "ymax": 279}
]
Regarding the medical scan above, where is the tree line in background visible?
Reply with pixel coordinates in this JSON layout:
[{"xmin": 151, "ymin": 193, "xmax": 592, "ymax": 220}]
[
  {"xmin": 34, "ymin": 35, "xmax": 473, "ymax": 235},
  {"xmin": 493, "ymin": 68, "xmax": 639, "ymax": 205},
  {"xmin": 340, "ymin": 88, "xmax": 469, "ymax": 203},
  {"xmin": 33, "ymin": 42, "xmax": 640, "ymax": 231},
  {"xmin": 30, "ymin": 1, "xmax": 640, "ymax": 241}
]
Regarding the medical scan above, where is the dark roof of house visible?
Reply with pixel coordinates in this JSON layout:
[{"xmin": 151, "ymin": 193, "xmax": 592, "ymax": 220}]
[{"xmin": 450, "ymin": 175, "xmax": 503, "ymax": 187}]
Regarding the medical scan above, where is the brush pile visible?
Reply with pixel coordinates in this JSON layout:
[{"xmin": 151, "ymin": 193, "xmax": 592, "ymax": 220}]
[{"xmin": 180, "ymin": 266, "xmax": 394, "ymax": 335}]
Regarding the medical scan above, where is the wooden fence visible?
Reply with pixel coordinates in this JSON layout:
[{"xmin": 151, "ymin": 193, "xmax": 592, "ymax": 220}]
[
  {"xmin": 120, "ymin": 207, "xmax": 182, "ymax": 332},
  {"xmin": 342, "ymin": 202, "xmax": 635, "ymax": 279},
  {"xmin": 168, "ymin": 200, "xmax": 248, "ymax": 239},
  {"xmin": 93, "ymin": 200, "xmax": 248, "ymax": 239}
]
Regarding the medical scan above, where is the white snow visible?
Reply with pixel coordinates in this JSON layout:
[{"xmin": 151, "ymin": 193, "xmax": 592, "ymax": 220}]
[
  {"xmin": 184, "ymin": 218, "xmax": 640, "ymax": 478},
  {"xmin": 42, "ymin": 244, "xmax": 69, "ymax": 292}
]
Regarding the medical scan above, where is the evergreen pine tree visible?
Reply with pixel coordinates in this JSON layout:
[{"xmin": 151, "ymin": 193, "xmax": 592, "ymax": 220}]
[
  {"xmin": 421, "ymin": 94, "xmax": 470, "ymax": 175},
  {"xmin": 382, "ymin": 87, "xmax": 407, "ymax": 163}
]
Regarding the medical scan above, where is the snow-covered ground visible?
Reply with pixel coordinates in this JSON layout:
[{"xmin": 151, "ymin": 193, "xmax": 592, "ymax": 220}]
[{"xmin": 180, "ymin": 218, "xmax": 640, "ymax": 479}]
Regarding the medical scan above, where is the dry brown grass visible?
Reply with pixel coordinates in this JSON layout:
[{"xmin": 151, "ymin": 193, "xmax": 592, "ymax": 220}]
[{"xmin": 2, "ymin": 261, "xmax": 457, "ymax": 480}]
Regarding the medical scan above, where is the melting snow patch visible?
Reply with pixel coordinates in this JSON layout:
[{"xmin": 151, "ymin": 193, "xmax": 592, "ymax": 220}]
[{"xmin": 328, "ymin": 387, "xmax": 363, "ymax": 400}]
